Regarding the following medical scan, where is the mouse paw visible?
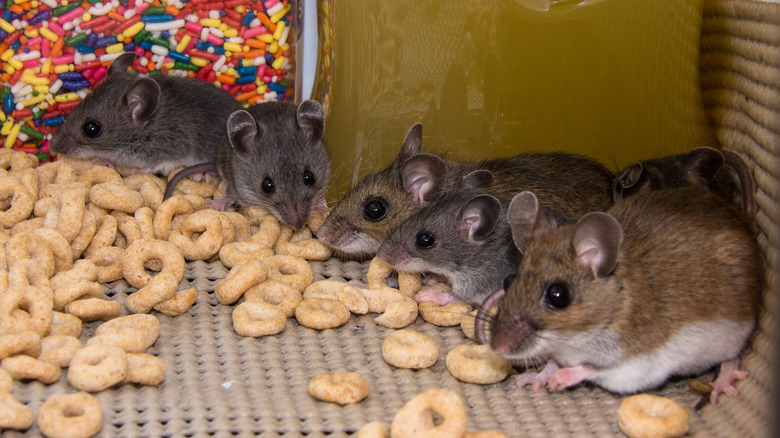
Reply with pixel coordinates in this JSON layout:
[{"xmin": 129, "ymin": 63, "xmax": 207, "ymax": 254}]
[
  {"xmin": 514, "ymin": 360, "xmax": 559, "ymax": 392},
  {"xmin": 709, "ymin": 358, "xmax": 748, "ymax": 405},
  {"xmin": 414, "ymin": 289, "xmax": 459, "ymax": 305},
  {"xmin": 548, "ymin": 364, "xmax": 594, "ymax": 392},
  {"xmin": 208, "ymin": 195, "xmax": 234, "ymax": 212}
]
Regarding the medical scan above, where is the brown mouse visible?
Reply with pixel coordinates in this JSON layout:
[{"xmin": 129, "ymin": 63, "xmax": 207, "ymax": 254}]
[
  {"xmin": 478, "ymin": 187, "xmax": 762, "ymax": 404},
  {"xmin": 614, "ymin": 147, "xmax": 756, "ymax": 217},
  {"xmin": 318, "ymin": 123, "xmax": 615, "ymax": 258}
]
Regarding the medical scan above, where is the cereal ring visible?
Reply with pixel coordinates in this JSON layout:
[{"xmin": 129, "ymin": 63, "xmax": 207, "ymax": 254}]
[
  {"xmin": 381, "ymin": 329, "xmax": 439, "ymax": 369},
  {"xmin": 53, "ymin": 281, "xmax": 104, "ymax": 311},
  {"xmin": 617, "ymin": 394, "xmax": 690, "ymax": 438},
  {"xmin": 89, "ymin": 182, "xmax": 144, "ymax": 214},
  {"xmin": 308, "ymin": 372, "xmax": 370, "ymax": 405},
  {"xmin": 70, "ymin": 210, "xmax": 97, "ymax": 259},
  {"xmin": 232, "ymin": 301, "xmax": 287, "ymax": 337},
  {"xmin": 214, "ymin": 210, "xmax": 236, "ymax": 246},
  {"xmin": 303, "ymin": 279, "xmax": 347, "ymax": 300},
  {"xmin": 37, "ymin": 392, "xmax": 103, "ymax": 438},
  {"xmin": 363, "ymin": 286, "xmax": 407, "ymax": 313},
  {"xmin": 125, "ymin": 173, "xmax": 166, "ymax": 208},
  {"xmin": 0, "ymin": 331, "xmax": 41, "ymax": 360},
  {"xmin": 295, "ymin": 298, "xmax": 350, "ymax": 330},
  {"xmin": 10, "ymin": 216, "xmax": 45, "ymax": 235},
  {"xmin": 276, "ymin": 238, "xmax": 332, "ymax": 260},
  {"xmin": 113, "ymin": 211, "xmax": 143, "ymax": 248},
  {"xmin": 126, "ymin": 270, "xmax": 180, "ymax": 314},
  {"xmin": 419, "ymin": 301, "xmax": 472, "ymax": 327},
  {"xmin": 357, "ymin": 421, "xmax": 388, "ymax": 438},
  {"xmin": 461, "ymin": 310, "xmax": 478, "ymax": 341},
  {"xmin": 120, "ymin": 239, "xmax": 186, "ymax": 289},
  {"xmin": 78, "ymin": 165, "xmax": 124, "ymax": 187},
  {"xmin": 65, "ymin": 298, "xmax": 121, "ymax": 322},
  {"xmin": 153, "ymin": 196, "xmax": 198, "ymax": 241},
  {"xmin": 216, "ymin": 259, "xmax": 268, "ymax": 305},
  {"xmin": 307, "ymin": 209, "xmax": 328, "ymax": 235},
  {"xmin": 445, "ymin": 344, "xmax": 512, "ymax": 384},
  {"xmin": 168, "ymin": 209, "xmax": 224, "ymax": 260},
  {"xmin": 153, "ymin": 287, "xmax": 198, "ymax": 317},
  {"xmin": 85, "ymin": 246, "xmax": 124, "ymax": 283},
  {"xmin": 8, "ymin": 258, "xmax": 52, "ymax": 291},
  {"xmin": 134, "ymin": 207, "xmax": 156, "ymax": 240},
  {"xmin": 0, "ymin": 368, "xmax": 11, "ymax": 393},
  {"xmin": 244, "ymin": 281, "xmax": 302, "ymax": 318},
  {"xmin": 1, "ymin": 354, "xmax": 62, "ymax": 384},
  {"xmin": 12, "ymin": 168, "xmax": 39, "ymax": 200},
  {"xmin": 91, "ymin": 314, "xmax": 160, "ymax": 353},
  {"xmin": 374, "ymin": 297, "xmax": 418, "ymax": 329},
  {"xmin": 398, "ymin": 272, "xmax": 422, "ymax": 298},
  {"xmin": 39, "ymin": 335, "xmax": 82, "ymax": 368},
  {"xmin": 83, "ymin": 214, "xmax": 117, "ymax": 255},
  {"xmin": 0, "ymin": 285, "xmax": 53, "ymax": 336},
  {"xmin": 124, "ymin": 353, "xmax": 166, "ymax": 386},
  {"xmin": 0, "ymin": 175, "xmax": 34, "ymax": 228},
  {"xmin": 264, "ymin": 255, "xmax": 314, "ymax": 292},
  {"xmin": 68, "ymin": 344, "xmax": 128, "ymax": 392},
  {"xmin": 50, "ymin": 311, "xmax": 82, "ymax": 338},
  {"xmin": 390, "ymin": 389, "xmax": 467, "ymax": 438},
  {"xmin": 366, "ymin": 257, "xmax": 394, "ymax": 289},
  {"xmin": 167, "ymin": 168, "xmax": 218, "ymax": 198},
  {"xmin": 36, "ymin": 160, "xmax": 76, "ymax": 186},
  {"xmin": 218, "ymin": 241, "xmax": 274, "ymax": 268},
  {"xmin": 51, "ymin": 259, "xmax": 98, "ymax": 291},
  {"xmin": 246, "ymin": 208, "xmax": 281, "ymax": 247},
  {"xmin": 38, "ymin": 181, "xmax": 89, "ymax": 200},
  {"xmin": 0, "ymin": 392, "xmax": 34, "ymax": 430},
  {"xmin": 338, "ymin": 284, "xmax": 369, "ymax": 314},
  {"xmin": 46, "ymin": 189, "xmax": 86, "ymax": 242},
  {"xmin": 34, "ymin": 228, "xmax": 75, "ymax": 273},
  {"xmin": 224, "ymin": 211, "xmax": 252, "ymax": 242},
  {"xmin": 0, "ymin": 149, "xmax": 36, "ymax": 171},
  {"xmin": 5, "ymin": 232, "xmax": 56, "ymax": 278}
]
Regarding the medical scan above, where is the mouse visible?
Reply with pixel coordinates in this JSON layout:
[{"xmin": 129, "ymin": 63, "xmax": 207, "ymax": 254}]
[
  {"xmin": 198, "ymin": 99, "xmax": 330, "ymax": 230},
  {"xmin": 49, "ymin": 52, "xmax": 242, "ymax": 176},
  {"xmin": 377, "ymin": 170, "xmax": 522, "ymax": 307},
  {"xmin": 479, "ymin": 187, "xmax": 763, "ymax": 405},
  {"xmin": 614, "ymin": 147, "xmax": 756, "ymax": 217},
  {"xmin": 317, "ymin": 123, "xmax": 615, "ymax": 258}
]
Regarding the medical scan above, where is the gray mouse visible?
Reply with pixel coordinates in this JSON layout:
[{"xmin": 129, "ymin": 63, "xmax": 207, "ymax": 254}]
[
  {"xmin": 193, "ymin": 99, "xmax": 330, "ymax": 230},
  {"xmin": 614, "ymin": 147, "xmax": 756, "ymax": 217},
  {"xmin": 49, "ymin": 52, "xmax": 242, "ymax": 176},
  {"xmin": 477, "ymin": 187, "xmax": 762, "ymax": 405},
  {"xmin": 376, "ymin": 170, "xmax": 522, "ymax": 307},
  {"xmin": 318, "ymin": 123, "xmax": 615, "ymax": 258}
]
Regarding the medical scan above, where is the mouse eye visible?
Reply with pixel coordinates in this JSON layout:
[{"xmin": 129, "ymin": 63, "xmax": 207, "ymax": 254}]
[
  {"xmin": 303, "ymin": 169, "xmax": 316, "ymax": 186},
  {"xmin": 261, "ymin": 177, "xmax": 275, "ymax": 194},
  {"xmin": 82, "ymin": 121, "xmax": 102, "ymax": 138},
  {"xmin": 544, "ymin": 282, "xmax": 572, "ymax": 309},
  {"xmin": 415, "ymin": 232, "xmax": 435, "ymax": 250},
  {"xmin": 362, "ymin": 197, "xmax": 387, "ymax": 222},
  {"xmin": 503, "ymin": 274, "xmax": 517, "ymax": 291}
]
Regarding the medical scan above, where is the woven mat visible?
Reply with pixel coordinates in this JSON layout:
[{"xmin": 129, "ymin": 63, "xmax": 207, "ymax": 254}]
[{"xmin": 7, "ymin": 0, "xmax": 779, "ymax": 437}]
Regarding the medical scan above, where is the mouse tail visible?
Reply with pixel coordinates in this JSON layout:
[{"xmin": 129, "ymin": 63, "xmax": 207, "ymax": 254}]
[{"xmin": 163, "ymin": 162, "xmax": 218, "ymax": 200}]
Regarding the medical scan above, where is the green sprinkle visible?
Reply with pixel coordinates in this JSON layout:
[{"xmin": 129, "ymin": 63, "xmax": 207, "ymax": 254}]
[
  {"xmin": 20, "ymin": 125, "xmax": 44, "ymax": 140},
  {"xmin": 52, "ymin": 2, "xmax": 80, "ymax": 17},
  {"xmin": 144, "ymin": 36, "xmax": 170, "ymax": 48},
  {"xmin": 174, "ymin": 61, "xmax": 199, "ymax": 72},
  {"xmin": 133, "ymin": 30, "xmax": 150, "ymax": 46},
  {"xmin": 0, "ymin": 87, "xmax": 10, "ymax": 101},
  {"xmin": 64, "ymin": 33, "xmax": 88, "ymax": 47},
  {"xmin": 143, "ymin": 6, "xmax": 167, "ymax": 15}
]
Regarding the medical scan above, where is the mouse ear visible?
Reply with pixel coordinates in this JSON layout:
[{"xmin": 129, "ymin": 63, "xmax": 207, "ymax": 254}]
[
  {"xmin": 506, "ymin": 191, "xmax": 553, "ymax": 254},
  {"xmin": 123, "ymin": 77, "xmax": 160, "ymax": 122},
  {"xmin": 396, "ymin": 123, "xmax": 423, "ymax": 164},
  {"xmin": 459, "ymin": 195, "xmax": 501, "ymax": 242},
  {"xmin": 107, "ymin": 52, "xmax": 137, "ymax": 78},
  {"xmin": 614, "ymin": 163, "xmax": 650, "ymax": 200},
  {"xmin": 683, "ymin": 147, "xmax": 724, "ymax": 186},
  {"xmin": 401, "ymin": 153, "xmax": 446, "ymax": 204},
  {"xmin": 461, "ymin": 170, "xmax": 493, "ymax": 190},
  {"xmin": 226, "ymin": 110, "xmax": 259, "ymax": 154},
  {"xmin": 296, "ymin": 99, "xmax": 325, "ymax": 143},
  {"xmin": 571, "ymin": 212, "xmax": 623, "ymax": 279}
]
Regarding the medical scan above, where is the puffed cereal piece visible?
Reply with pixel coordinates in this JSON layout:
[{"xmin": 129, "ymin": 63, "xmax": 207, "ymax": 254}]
[
  {"xmin": 304, "ymin": 280, "xmax": 367, "ymax": 314},
  {"xmin": 123, "ymin": 353, "xmax": 166, "ymax": 385},
  {"xmin": 0, "ymin": 175, "xmax": 34, "ymax": 228},
  {"xmin": 65, "ymin": 298, "xmax": 121, "ymax": 322},
  {"xmin": 232, "ymin": 301, "xmax": 287, "ymax": 337},
  {"xmin": 153, "ymin": 287, "xmax": 198, "ymax": 317},
  {"xmin": 244, "ymin": 281, "xmax": 302, "ymax": 318},
  {"xmin": 168, "ymin": 209, "xmax": 225, "ymax": 260},
  {"xmin": 83, "ymin": 214, "xmax": 118, "ymax": 256},
  {"xmin": 445, "ymin": 344, "xmax": 512, "ymax": 384},
  {"xmin": 53, "ymin": 280, "xmax": 103, "ymax": 311},
  {"xmin": 8, "ymin": 258, "xmax": 52, "ymax": 291},
  {"xmin": 1, "ymin": 354, "xmax": 62, "ymax": 384},
  {"xmin": 390, "ymin": 389, "xmax": 467, "ymax": 438},
  {"xmin": 39, "ymin": 335, "xmax": 82, "ymax": 368},
  {"xmin": 50, "ymin": 311, "xmax": 82, "ymax": 338},
  {"xmin": 85, "ymin": 246, "xmax": 124, "ymax": 283},
  {"xmin": 89, "ymin": 182, "xmax": 144, "ymax": 213},
  {"xmin": 69, "ymin": 210, "xmax": 97, "ymax": 259},
  {"xmin": 397, "ymin": 272, "xmax": 422, "ymax": 298},
  {"xmin": 68, "ymin": 344, "xmax": 128, "ymax": 392},
  {"xmin": 224, "ymin": 211, "xmax": 252, "ymax": 242},
  {"xmin": 0, "ymin": 285, "xmax": 53, "ymax": 336},
  {"xmin": 152, "ymin": 195, "xmax": 198, "ymax": 240},
  {"xmin": 215, "ymin": 259, "xmax": 268, "ymax": 305},
  {"xmin": 363, "ymin": 286, "xmax": 407, "ymax": 313},
  {"xmin": 5, "ymin": 232, "xmax": 56, "ymax": 277},
  {"xmin": 295, "ymin": 298, "xmax": 350, "ymax": 330},
  {"xmin": 381, "ymin": 329, "xmax": 439, "ymax": 369},
  {"xmin": 366, "ymin": 257, "xmax": 394, "ymax": 289},
  {"xmin": 308, "ymin": 372, "xmax": 370, "ymax": 405},
  {"xmin": 264, "ymin": 255, "xmax": 315, "ymax": 292},
  {"xmin": 617, "ymin": 394, "xmax": 690, "ymax": 438},
  {"xmin": 120, "ymin": 239, "xmax": 186, "ymax": 289},
  {"xmin": 245, "ymin": 207, "xmax": 281, "ymax": 247},
  {"xmin": 126, "ymin": 270, "xmax": 181, "ymax": 314},
  {"xmin": 78, "ymin": 165, "xmax": 123, "ymax": 187},
  {"xmin": 218, "ymin": 241, "xmax": 274, "ymax": 268},
  {"xmin": 356, "ymin": 421, "xmax": 389, "ymax": 438},
  {"xmin": 0, "ymin": 392, "xmax": 34, "ymax": 431},
  {"xmin": 37, "ymin": 392, "xmax": 103, "ymax": 438},
  {"xmin": 0, "ymin": 331, "xmax": 41, "ymax": 360},
  {"xmin": 418, "ymin": 301, "xmax": 472, "ymax": 327},
  {"xmin": 0, "ymin": 368, "xmax": 11, "ymax": 393},
  {"xmin": 374, "ymin": 297, "xmax": 418, "ymax": 329},
  {"xmin": 275, "ymin": 237, "xmax": 332, "ymax": 260},
  {"xmin": 90, "ymin": 314, "xmax": 160, "ymax": 353},
  {"xmin": 460, "ymin": 310, "xmax": 478, "ymax": 341}
]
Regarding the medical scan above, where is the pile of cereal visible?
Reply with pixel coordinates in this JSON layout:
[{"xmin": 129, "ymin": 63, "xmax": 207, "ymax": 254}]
[{"xmin": 0, "ymin": 0, "xmax": 295, "ymax": 162}]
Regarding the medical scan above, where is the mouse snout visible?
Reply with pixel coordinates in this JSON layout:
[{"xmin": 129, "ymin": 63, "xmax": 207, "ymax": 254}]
[
  {"xmin": 279, "ymin": 203, "xmax": 310, "ymax": 230},
  {"xmin": 490, "ymin": 313, "xmax": 534, "ymax": 357},
  {"xmin": 377, "ymin": 241, "xmax": 411, "ymax": 268},
  {"xmin": 48, "ymin": 133, "xmax": 77, "ymax": 154}
]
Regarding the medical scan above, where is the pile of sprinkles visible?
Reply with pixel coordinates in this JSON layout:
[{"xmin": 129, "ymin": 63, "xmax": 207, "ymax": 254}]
[{"xmin": 0, "ymin": 0, "xmax": 296, "ymax": 163}]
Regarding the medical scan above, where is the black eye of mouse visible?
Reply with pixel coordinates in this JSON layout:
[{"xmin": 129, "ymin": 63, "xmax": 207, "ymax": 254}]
[
  {"xmin": 82, "ymin": 121, "xmax": 102, "ymax": 138},
  {"xmin": 415, "ymin": 232, "xmax": 435, "ymax": 249},
  {"xmin": 544, "ymin": 282, "xmax": 572, "ymax": 309},
  {"xmin": 362, "ymin": 197, "xmax": 387, "ymax": 222},
  {"xmin": 261, "ymin": 177, "xmax": 275, "ymax": 194},
  {"xmin": 503, "ymin": 274, "xmax": 517, "ymax": 291},
  {"xmin": 303, "ymin": 169, "xmax": 315, "ymax": 186}
]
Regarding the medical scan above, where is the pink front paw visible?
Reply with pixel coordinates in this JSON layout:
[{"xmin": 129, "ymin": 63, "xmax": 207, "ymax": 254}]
[
  {"xmin": 208, "ymin": 195, "xmax": 234, "ymax": 212},
  {"xmin": 548, "ymin": 365, "xmax": 594, "ymax": 391},
  {"xmin": 514, "ymin": 360, "xmax": 559, "ymax": 392},
  {"xmin": 709, "ymin": 359, "xmax": 748, "ymax": 405},
  {"xmin": 414, "ymin": 289, "xmax": 459, "ymax": 305}
]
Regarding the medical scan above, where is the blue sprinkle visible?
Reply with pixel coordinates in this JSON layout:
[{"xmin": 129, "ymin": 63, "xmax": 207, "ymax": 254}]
[
  {"xmin": 59, "ymin": 71, "xmax": 85, "ymax": 81},
  {"xmin": 236, "ymin": 75, "xmax": 256, "ymax": 85},
  {"xmin": 85, "ymin": 33, "xmax": 99, "ymax": 48},
  {"xmin": 96, "ymin": 36, "xmax": 119, "ymax": 48},
  {"xmin": 241, "ymin": 12, "xmax": 255, "ymax": 27},
  {"xmin": 168, "ymin": 50, "xmax": 189, "ymax": 62},
  {"xmin": 2, "ymin": 10, "xmax": 10, "ymax": 22},
  {"xmin": 139, "ymin": 41, "xmax": 153, "ymax": 51},
  {"xmin": 4, "ymin": 94, "xmax": 14, "ymax": 113},
  {"xmin": 161, "ymin": 30, "xmax": 170, "ymax": 39},
  {"xmin": 62, "ymin": 80, "xmax": 91, "ymax": 90},
  {"xmin": 11, "ymin": 40, "xmax": 20, "ymax": 51},
  {"xmin": 0, "ymin": 30, "xmax": 7, "ymax": 41},
  {"xmin": 123, "ymin": 43, "xmax": 135, "ymax": 52},
  {"xmin": 267, "ymin": 82, "xmax": 284, "ymax": 93},
  {"xmin": 29, "ymin": 10, "xmax": 51, "ymax": 25},
  {"xmin": 141, "ymin": 14, "xmax": 175, "ymax": 23},
  {"xmin": 44, "ymin": 116, "xmax": 65, "ymax": 127},
  {"xmin": 236, "ymin": 66, "xmax": 256, "ymax": 76},
  {"xmin": 76, "ymin": 45, "xmax": 96, "ymax": 54},
  {"xmin": 264, "ymin": 52, "xmax": 274, "ymax": 64},
  {"xmin": 195, "ymin": 42, "xmax": 226, "ymax": 54}
]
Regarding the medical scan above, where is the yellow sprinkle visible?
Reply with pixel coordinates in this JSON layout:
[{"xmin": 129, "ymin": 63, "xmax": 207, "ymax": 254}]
[
  {"xmin": 20, "ymin": 94, "xmax": 46, "ymax": 107},
  {"xmin": 0, "ymin": 112, "xmax": 5, "ymax": 123},
  {"xmin": 6, "ymin": 58, "xmax": 22, "ymax": 70},
  {"xmin": 0, "ymin": 19, "xmax": 15, "ymax": 34},
  {"xmin": 273, "ymin": 21, "xmax": 285, "ymax": 41},
  {"xmin": 268, "ymin": 41, "xmax": 278, "ymax": 54},
  {"xmin": 121, "ymin": 22, "xmax": 145, "ymax": 39},
  {"xmin": 241, "ymin": 59, "xmax": 253, "ymax": 67},
  {"xmin": 54, "ymin": 92, "xmax": 80, "ymax": 103},
  {"xmin": 0, "ymin": 48, "xmax": 14, "ymax": 62},
  {"xmin": 199, "ymin": 18, "xmax": 221, "ymax": 28},
  {"xmin": 25, "ymin": 28, "xmax": 39, "ymax": 38},
  {"xmin": 270, "ymin": 6, "xmax": 290, "ymax": 24},
  {"xmin": 257, "ymin": 84, "xmax": 267, "ymax": 94},
  {"xmin": 219, "ymin": 23, "xmax": 228, "ymax": 32},
  {"xmin": 257, "ymin": 33, "xmax": 274, "ymax": 44},
  {"xmin": 224, "ymin": 28, "xmax": 238, "ymax": 38},
  {"xmin": 2, "ymin": 64, "xmax": 14, "ymax": 75},
  {"xmin": 190, "ymin": 57, "xmax": 209, "ymax": 67},
  {"xmin": 225, "ymin": 67, "xmax": 238, "ymax": 77},
  {"xmin": 39, "ymin": 27, "xmax": 59, "ymax": 42},
  {"xmin": 34, "ymin": 85, "xmax": 50, "ymax": 94},
  {"xmin": 41, "ymin": 60, "xmax": 51, "ymax": 75},
  {"xmin": 82, "ymin": 12, "xmax": 92, "ymax": 22},
  {"xmin": 271, "ymin": 56, "xmax": 285, "ymax": 70},
  {"xmin": 224, "ymin": 43, "xmax": 242, "ymax": 53},
  {"xmin": 1, "ymin": 120, "xmax": 12, "ymax": 136},
  {"xmin": 23, "ymin": 72, "xmax": 50, "ymax": 86},
  {"xmin": 53, "ymin": 64, "xmax": 71, "ymax": 74},
  {"xmin": 176, "ymin": 34, "xmax": 191, "ymax": 53},
  {"xmin": 281, "ymin": 42, "xmax": 290, "ymax": 52},
  {"xmin": 4, "ymin": 123, "xmax": 21, "ymax": 148},
  {"xmin": 106, "ymin": 43, "xmax": 124, "ymax": 54}
]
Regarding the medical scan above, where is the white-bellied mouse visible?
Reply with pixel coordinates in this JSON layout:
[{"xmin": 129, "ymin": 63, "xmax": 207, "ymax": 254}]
[
  {"xmin": 49, "ymin": 52, "xmax": 242, "ymax": 176},
  {"xmin": 377, "ymin": 170, "xmax": 522, "ymax": 307},
  {"xmin": 614, "ymin": 147, "xmax": 756, "ymax": 217},
  {"xmin": 478, "ymin": 187, "xmax": 763, "ymax": 405},
  {"xmin": 317, "ymin": 123, "xmax": 615, "ymax": 258},
  {"xmin": 188, "ymin": 99, "xmax": 329, "ymax": 230}
]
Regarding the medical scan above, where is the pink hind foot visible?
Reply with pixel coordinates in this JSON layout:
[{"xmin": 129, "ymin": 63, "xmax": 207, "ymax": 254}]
[
  {"xmin": 709, "ymin": 358, "xmax": 748, "ymax": 405},
  {"xmin": 414, "ymin": 288, "xmax": 460, "ymax": 305}
]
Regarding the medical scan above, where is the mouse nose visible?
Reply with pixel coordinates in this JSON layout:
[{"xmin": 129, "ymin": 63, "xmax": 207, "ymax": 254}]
[{"xmin": 280, "ymin": 203, "xmax": 309, "ymax": 230}]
